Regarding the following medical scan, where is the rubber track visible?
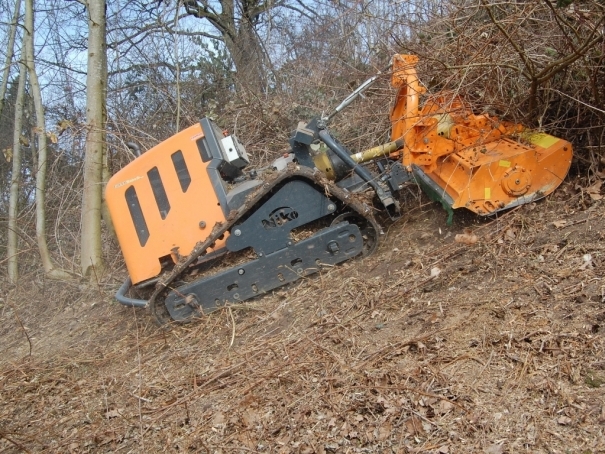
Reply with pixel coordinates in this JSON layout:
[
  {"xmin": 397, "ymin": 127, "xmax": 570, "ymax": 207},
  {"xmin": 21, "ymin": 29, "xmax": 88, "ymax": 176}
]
[{"xmin": 148, "ymin": 165, "xmax": 382, "ymax": 325}]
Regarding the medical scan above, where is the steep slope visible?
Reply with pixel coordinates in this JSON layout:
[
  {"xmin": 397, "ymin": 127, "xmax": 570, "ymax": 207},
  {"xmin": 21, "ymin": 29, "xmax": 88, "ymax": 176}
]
[{"xmin": 1, "ymin": 183, "xmax": 604, "ymax": 453}]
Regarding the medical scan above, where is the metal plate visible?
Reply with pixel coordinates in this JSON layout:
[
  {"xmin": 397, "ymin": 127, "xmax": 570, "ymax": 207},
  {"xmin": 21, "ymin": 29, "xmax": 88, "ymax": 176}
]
[
  {"xmin": 165, "ymin": 222, "xmax": 362, "ymax": 321},
  {"xmin": 226, "ymin": 179, "xmax": 335, "ymax": 255}
]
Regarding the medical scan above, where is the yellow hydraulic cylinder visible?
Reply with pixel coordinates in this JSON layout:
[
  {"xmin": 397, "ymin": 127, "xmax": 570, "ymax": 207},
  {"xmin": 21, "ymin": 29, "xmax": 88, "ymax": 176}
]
[
  {"xmin": 350, "ymin": 138, "xmax": 404, "ymax": 164},
  {"xmin": 313, "ymin": 138, "xmax": 404, "ymax": 180}
]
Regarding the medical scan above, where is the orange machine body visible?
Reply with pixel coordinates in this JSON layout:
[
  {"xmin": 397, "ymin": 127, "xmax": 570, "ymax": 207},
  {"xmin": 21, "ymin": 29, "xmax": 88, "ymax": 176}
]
[
  {"xmin": 106, "ymin": 123, "xmax": 227, "ymax": 284},
  {"xmin": 390, "ymin": 54, "xmax": 572, "ymax": 215}
]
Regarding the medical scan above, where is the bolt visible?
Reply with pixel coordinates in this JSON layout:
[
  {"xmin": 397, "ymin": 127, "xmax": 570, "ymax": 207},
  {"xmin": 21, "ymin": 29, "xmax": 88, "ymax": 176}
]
[
  {"xmin": 238, "ymin": 269, "xmax": 245, "ymax": 275},
  {"xmin": 234, "ymin": 229, "xmax": 241, "ymax": 236},
  {"xmin": 327, "ymin": 241, "xmax": 340, "ymax": 253},
  {"xmin": 327, "ymin": 203, "xmax": 335, "ymax": 212},
  {"xmin": 199, "ymin": 221, "xmax": 206, "ymax": 229}
]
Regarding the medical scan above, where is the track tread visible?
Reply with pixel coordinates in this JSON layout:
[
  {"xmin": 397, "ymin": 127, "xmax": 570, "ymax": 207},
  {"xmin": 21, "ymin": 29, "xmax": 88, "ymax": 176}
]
[{"xmin": 149, "ymin": 165, "xmax": 381, "ymax": 325}]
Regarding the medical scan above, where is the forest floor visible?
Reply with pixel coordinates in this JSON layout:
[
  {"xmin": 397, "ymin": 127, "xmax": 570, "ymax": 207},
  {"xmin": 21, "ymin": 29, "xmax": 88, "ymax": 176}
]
[{"xmin": 1, "ymin": 179, "xmax": 605, "ymax": 453}]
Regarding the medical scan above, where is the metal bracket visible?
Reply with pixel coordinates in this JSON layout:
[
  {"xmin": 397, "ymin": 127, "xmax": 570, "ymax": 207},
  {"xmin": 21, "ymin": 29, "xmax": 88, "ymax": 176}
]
[{"xmin": 165, "ymin": 222, "xmax": 363, "ymax": 320}]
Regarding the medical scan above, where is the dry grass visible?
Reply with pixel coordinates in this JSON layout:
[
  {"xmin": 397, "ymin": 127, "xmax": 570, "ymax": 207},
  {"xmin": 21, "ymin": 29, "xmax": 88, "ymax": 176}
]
[
  {"xmin": 2, "ymin": 2, "xmax": 604, "ymax": 451},
  {"xmin": 1, "ymin": 184, "xmax": 605, "ymax": 453}
]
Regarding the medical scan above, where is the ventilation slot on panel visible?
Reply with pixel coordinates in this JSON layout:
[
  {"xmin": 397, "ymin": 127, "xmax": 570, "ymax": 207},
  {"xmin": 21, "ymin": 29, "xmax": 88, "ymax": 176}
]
[
  {"xmin": 147, "ymin": 167, "xmax": 170, "ymax": 219},
  {"xmin": 125, "ymin": 186, "xmax": 150, "ymax": 247},
  {"xmin": 171, "ymin": 150, "xmax": 191, "ymax": 192},
  {"xmin": 197, "ymin": 137, "xmax": 211, "ymax": 162}
]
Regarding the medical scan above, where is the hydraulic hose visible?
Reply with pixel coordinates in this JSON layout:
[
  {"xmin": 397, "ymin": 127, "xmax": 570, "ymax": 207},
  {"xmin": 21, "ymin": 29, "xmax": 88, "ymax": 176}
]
[{"xmin": 115, "ymin": 277, "xmax": 148, "ymax": 308}]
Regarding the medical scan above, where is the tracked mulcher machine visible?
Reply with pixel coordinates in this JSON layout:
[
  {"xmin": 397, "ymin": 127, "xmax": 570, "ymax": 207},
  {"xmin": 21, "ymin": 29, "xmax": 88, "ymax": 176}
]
[{"xmin": 107, "ymin": 54, "xmax": 573, "ymax": 324}]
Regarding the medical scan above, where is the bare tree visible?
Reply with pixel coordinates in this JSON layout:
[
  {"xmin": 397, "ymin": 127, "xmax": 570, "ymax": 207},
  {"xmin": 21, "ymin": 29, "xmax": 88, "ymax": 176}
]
[
  {"xmin": 183, "ymin": 0, "xmax": 267, "ymax": 90},
  {"xmin": 0, "ymin": 0, "xmax": 22, "ymax": 119},
  {"xmin": 181, "ymin": 0, "xmax": 289, "ymax": 92},
  {"xmin": 81, "ymin": 0, "xmax": 107, "ymax": 278},
  {"xmin": 7, "ymin": 57, "xmax": 25, "ymax": 284},
  {"xmin": 23, "ymin": 0, "xmax": 71, "ymax": 279}
]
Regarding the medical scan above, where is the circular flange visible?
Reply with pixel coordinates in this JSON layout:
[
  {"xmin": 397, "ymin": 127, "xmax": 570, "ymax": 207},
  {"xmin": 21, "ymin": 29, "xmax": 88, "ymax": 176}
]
[{"xmin": 501, "ymin": 166, "xmax": 531, "ymax": 196}]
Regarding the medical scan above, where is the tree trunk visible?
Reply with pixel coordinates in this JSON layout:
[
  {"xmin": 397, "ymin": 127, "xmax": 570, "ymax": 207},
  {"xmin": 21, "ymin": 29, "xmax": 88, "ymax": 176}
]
[
  {"xmin": 7, "ymin": 60, "xmax": 26, "ymax": 284},
  {"xmin": 0, "ymin": 0, "xmax": 22, "ymax": 118},
  {"xmin": 24, "ymin": 0, "xmax": 71, "ymax": 280},
  {"xmin": 81, "ymin": 0, "xmax": 107, "ymax": 278},
  {"xmin": 182, "ymin": 0, "xmax": 269, "ymax": 92},
  {"xmin": 223, "ymin": 18, "xmax": 267, "ymax": 92}
]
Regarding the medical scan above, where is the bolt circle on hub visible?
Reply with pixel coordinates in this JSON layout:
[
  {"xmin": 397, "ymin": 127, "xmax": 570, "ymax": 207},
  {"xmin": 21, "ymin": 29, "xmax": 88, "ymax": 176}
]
[{"xmin": 501, "ymin": 166, "xmax": 531, "ymax": 196}]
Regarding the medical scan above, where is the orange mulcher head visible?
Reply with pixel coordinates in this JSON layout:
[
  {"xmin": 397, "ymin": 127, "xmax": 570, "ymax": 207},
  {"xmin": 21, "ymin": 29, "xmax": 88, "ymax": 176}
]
[{"xmin": 390, "ymin": 54, "xmax": 573, "ymax": 221}]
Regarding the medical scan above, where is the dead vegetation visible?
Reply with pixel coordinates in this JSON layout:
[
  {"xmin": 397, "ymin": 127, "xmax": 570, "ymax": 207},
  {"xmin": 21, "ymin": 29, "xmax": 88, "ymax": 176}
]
[
  {"xmin": 1, "ymin": 0, "xmax": 604, "ymax": 451},
  {"xmin": 1, "ymin": 184, "xmax": 605, "ymax": 453}
]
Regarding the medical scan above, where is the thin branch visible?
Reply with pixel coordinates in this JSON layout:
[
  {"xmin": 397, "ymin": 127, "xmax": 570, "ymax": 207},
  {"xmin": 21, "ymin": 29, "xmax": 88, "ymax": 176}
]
[
  {"xmin": 6, "ymin": 295, "xmax": 33, "ymax": 357},
  {"xmin": 183, "ymin": 0, "xmax": 220, "ymax": 22},
  {"xmin": 550, "ymin": 88, "xmax": 605, "ymax": 115},
  {"xmin": 536, "ymin": 19, "xmax": 605, "ymax": 84},
  {"xmin": 281, "ymin": 2, "xmax": 316, "ymax": 21},
  {"xmin": 161, "ymin": 26, "xmax": 222, "ymax": 40},
  {"xmin": 480, "ymin": 0, "xmax": 535, "ymax": 79},
  {"xmin": 542, "ymin": 0, "xmax": 582, "ymax": 42}
]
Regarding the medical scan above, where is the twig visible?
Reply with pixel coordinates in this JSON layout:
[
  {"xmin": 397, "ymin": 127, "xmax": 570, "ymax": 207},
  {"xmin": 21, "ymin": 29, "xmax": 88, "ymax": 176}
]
[
  {"xmin": 131, "ymin": 393, "xmax": 152, "ymax": 403},
  {"xmin": 0, "ymin": 431, "xmax": 31, "ymax": 453},
  {"xmin": 148, "ymin": 361, "xmax": 246, "ymax": 417},
  {"xmin": 90, "ymin": 263, "xmax": 105, "ymax": 297},
  {"xmin": 471, "ymin": 350, "xmax": 494, "ymax": 385},
  {"xmin": 356, "ymin": 329, "xmax": 447, "ymax": 370},
  {"xmin": 228, "ymin": 307, "xmax": 235, "ymax": 348},
  {"xmin": 550, "ymin": 88, "xmax": 605, "ymax": 115},
  {"xmin": 6, "ymin": 295, "xmax": 32, "ymax": 357}
]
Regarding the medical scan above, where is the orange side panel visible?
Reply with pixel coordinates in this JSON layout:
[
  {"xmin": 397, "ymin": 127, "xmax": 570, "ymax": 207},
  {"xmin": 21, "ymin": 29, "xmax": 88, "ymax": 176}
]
[
  {"xmin": 424, "ymin": 135, "xmax": 572, "ymax": 214},
  {"xmin": 106, "ymin": 123, "xmax": 227, "ymax": 284}
]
